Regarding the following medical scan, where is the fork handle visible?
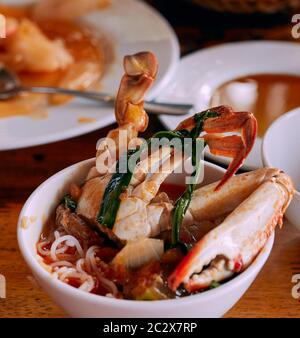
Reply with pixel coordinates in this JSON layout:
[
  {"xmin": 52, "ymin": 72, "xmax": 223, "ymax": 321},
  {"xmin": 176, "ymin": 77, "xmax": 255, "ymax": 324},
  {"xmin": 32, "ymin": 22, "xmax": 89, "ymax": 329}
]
[{"xmin": 21, "ymin": 86, "xmax": 193, "ymax": 116}]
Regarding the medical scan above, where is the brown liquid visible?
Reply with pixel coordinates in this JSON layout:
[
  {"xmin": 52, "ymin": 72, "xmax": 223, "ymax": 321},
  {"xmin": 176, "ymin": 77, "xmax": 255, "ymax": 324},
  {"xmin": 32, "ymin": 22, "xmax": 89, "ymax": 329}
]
[{"xmin": 210, "ymin": 74, "xmax": 300, "ymax": 137}]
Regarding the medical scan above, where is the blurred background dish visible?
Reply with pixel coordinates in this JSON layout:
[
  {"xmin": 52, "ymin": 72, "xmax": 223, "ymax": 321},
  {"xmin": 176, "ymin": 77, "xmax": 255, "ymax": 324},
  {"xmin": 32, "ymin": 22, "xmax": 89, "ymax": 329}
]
[
  {"xmin": 0, "ymin": 0, "xmax": 179, "ymax": 150},
  {"xmin": 262, "ymin": 107, "xmax": 300, "ymax": 231},
  {"xmin": 157, "ymin": 41, "xmax": 300, "ymax": 170}
]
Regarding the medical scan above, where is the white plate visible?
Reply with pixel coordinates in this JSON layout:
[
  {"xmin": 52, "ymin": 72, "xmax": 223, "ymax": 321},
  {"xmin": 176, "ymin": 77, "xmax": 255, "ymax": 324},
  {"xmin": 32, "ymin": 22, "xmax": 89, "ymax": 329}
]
[
  {"xmin": 157, "ymin": 41, "xmax": 300, "ymax": 170},
  {"xmin": 0, "ymin": 0, "xmax": 179, "ymax": 150}
]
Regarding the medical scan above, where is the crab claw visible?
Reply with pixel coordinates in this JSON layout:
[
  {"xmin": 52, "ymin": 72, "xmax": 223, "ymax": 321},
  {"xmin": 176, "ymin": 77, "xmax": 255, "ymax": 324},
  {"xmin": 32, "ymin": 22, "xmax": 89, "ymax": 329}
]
[
  {"xmin": 203, "ymin": 106, "xmax": 257, "ymax": 190},
  {"xmin": 115, "ymin": 51, "xmax": 158, "ymax": 132},
  {"xmin": 168, "ymin": 170, "xmax": 294, "ymax": 292},
  {"xmin": 175, "ymin": 106, "xmax": 257, "ymax": 191}
]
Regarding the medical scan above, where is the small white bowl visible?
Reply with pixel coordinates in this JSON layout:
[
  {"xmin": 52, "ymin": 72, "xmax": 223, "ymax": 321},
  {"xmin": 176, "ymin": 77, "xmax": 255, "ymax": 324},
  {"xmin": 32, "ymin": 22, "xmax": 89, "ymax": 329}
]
[
  {"xmin": 18, "ymin": 159, "xmax": 274, "ymax": 318},
  {"xmin": 262, "ymin": 107, "xmax": 300, "ymax": 230}
]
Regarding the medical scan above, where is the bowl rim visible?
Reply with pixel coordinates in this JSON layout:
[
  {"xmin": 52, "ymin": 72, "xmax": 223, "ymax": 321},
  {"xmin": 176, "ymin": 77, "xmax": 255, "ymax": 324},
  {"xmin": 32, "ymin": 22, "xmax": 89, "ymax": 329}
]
[
  {"xmin": 18, "ymin": 158, "xmax": 274, "ymax": 309},
  {"xmin": 262, "ymin": 107, "xmax": 300, "ymax": 198}
]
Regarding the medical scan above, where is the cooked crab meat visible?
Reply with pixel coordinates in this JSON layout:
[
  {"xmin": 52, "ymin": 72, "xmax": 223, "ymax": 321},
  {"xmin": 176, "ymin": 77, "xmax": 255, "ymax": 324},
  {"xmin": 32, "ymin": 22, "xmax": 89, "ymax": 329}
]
[{"xmin": 77, "ymin": 175, "xmax": 112, "ymax": 221}]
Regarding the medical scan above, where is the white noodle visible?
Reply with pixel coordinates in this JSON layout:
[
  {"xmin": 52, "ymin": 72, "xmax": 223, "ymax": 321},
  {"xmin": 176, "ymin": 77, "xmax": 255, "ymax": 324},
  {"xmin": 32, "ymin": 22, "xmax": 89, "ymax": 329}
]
[
  {"xmin": 50, "ymin": 235, "xmax": 84, "ymax": 261},
  {"xmin": 51, "ymin": 261, "xmax": 74, "ymax": 268},
  {"xmin": 76, "ymin": 258, "xmax": 86, "ymax": 274},
  {"xmin": 78, "ymin": 276, "xmax": 95, "ymax": 293},
  {"xmin": 59, "ymin": 268, "xmax": 79, "ymax": 281},
  {"xmin": 85, "ymin": 246, "xmax": 118, "ymax": 296},
  {"xmin": 39, "ymin": 233, "xmax": 118, "ymax": 297},
  {"xmin": 36, "ymin": 241, "xmax": 51, "ymax": 256},
  {"xmin": 85, "ymin": 245, "xmax": 99, "ymax": 272},
  {"xmin": 55, "ymin": 266, "xmax": 95, "ymax": 293},
  {"xmin": 54, "ymin": 231, "xmax": 60, "ymax": 239},
  {"xmin": 55, "ymin": 246, "xmax": 68, "ymax": 254}
]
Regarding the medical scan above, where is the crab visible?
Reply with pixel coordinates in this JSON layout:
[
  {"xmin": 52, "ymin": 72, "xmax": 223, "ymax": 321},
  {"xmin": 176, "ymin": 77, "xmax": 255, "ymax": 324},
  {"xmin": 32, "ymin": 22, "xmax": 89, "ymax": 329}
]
[{"xmin": 74, "ymin": 51, "xmax": 294, "ymax": 292}]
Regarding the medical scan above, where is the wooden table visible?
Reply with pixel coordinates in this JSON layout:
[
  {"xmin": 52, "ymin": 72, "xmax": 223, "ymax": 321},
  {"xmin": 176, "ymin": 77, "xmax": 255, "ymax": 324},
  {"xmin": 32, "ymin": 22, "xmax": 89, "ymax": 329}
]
[{"xmin": 0, "ymin": 0, "xmax": 300, "ymax": 318}]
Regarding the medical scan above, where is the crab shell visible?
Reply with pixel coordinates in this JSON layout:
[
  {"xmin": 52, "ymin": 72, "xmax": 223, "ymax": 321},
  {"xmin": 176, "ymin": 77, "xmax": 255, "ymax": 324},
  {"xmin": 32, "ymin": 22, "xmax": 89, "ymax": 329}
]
[{"xmin": 168, "ymin": 169, "xmax": 294, "ymax": 292}]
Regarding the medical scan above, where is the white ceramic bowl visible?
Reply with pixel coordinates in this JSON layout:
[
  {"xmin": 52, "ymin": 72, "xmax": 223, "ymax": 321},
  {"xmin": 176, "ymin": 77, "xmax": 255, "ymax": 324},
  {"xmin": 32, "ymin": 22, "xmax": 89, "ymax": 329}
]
[
  {"xmin": 262, "ymin": 107, "xmax": 300, "ymax": 230},
  {"xmin": 18, "ymin": 159, "xmax": 274, "ymax": 318}
]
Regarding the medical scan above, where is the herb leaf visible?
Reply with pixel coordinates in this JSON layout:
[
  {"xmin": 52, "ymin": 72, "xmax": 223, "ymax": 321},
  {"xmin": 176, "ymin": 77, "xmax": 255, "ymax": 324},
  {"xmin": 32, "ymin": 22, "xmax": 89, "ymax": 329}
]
[
  {"xmin": 171, "ymin": 110, "xmax": 219, "ymax": 248},
  {"xmin": 61, "ymin": 195, "xmax": 77, "ymax": 212},
  {"xmin": 97, "ymin": 149, "xmax": 139, "ymax": 229}
]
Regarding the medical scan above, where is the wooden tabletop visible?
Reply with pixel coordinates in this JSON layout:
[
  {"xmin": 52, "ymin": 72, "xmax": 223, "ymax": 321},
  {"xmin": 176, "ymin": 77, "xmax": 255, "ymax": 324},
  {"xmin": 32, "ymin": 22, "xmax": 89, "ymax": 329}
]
[{"xmin": 0, "ymin": 0, "xmax": 300, "ymax": 318}]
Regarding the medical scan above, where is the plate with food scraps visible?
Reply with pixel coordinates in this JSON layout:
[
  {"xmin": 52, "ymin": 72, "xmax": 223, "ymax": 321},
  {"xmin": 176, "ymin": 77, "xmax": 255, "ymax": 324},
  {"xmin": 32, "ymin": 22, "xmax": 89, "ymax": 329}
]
[
  {"xmin": 0, "ymin": 0, "xmax": 179, "ymax": 150},
  {"xmin": 157, "ymin": 41, "xmax": 300, "ymax": 170}
]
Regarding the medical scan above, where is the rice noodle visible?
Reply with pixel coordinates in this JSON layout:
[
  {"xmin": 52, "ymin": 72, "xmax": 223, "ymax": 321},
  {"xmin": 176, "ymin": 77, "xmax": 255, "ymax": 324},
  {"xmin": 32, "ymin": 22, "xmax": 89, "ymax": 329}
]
[
  {"xmin": 54, "ymin": 231, "xmax": 60, "ymax": 240},
  {"xmin": 78, "ymin": 276, "xmax": 95, "ymax": 292},
  {"xmin": 85, "ymin": 245, "xmax": 99, "ymax": 272},
  {"xmin": 59, "ymin": 268, "xmax": 80, "ymax": 281},
  {"xmin": 50, "ymin": 235, "xmax": 84, "ymax": 261},
  {"xmin": 76, "ymin": 258, "xmax": 86, "ymax": 273},
  {"xmin": 53, "ymin": 266, "xmax": 95, "ymax": 293},
  {"xmin": 55, "ymin": 246, "xmax": 69, "ymax": 254},
  {"xmin": 38, "ymin": 230, "xmax": 118, "ymax": 296},
  {"xmin": 37, "ymin": 240, "xmax": 51, "ymax": 256},
  {"xmin": 85, "ymin": 246, "xmax": 118, "ymax": 296},
  {"xmin": 51, "ymin": 261, "xmax": 74, "ymax": 268}
]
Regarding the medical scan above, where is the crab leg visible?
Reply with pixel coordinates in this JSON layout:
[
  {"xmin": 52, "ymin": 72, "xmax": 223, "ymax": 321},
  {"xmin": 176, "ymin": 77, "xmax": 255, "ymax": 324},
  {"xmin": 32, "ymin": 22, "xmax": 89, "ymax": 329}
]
[
  {"xmin": 168, "ymin": 171, "xmax": 294, "ymax": 292},
  {"xmin": 77, "ymin": 52, "xmax": 157, "ymax": 219},
  {"xmin": 94, "ymin": 52, "xmax": 158, "ymax": 176}
]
